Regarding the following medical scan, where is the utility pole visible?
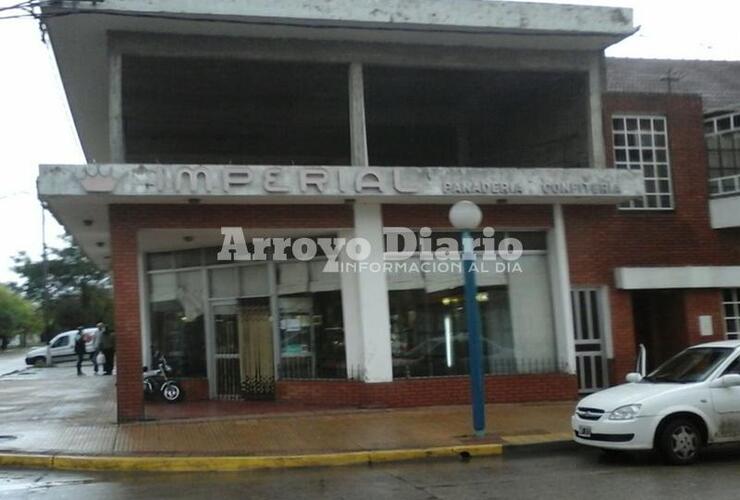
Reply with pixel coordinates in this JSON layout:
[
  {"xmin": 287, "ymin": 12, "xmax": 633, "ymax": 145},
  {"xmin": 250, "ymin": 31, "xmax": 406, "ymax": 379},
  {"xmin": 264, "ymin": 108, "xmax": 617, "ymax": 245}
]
[{"xmin": 41, "ymin": 202, "xmax": 50, "ymax": 344}]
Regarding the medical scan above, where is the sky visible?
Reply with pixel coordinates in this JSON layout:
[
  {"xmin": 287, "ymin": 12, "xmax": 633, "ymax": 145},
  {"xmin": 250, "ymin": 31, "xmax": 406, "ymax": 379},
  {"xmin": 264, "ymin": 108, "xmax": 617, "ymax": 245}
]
[{"xmin": 0, "ymin": 0, "xmax": 739, "ymax": 284}]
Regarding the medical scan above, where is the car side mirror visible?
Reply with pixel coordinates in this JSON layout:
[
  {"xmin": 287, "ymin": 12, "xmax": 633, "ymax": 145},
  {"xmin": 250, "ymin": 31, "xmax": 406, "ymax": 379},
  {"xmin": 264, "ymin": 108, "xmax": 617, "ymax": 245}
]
[
  {"xmin": 626, "ymin": 372, "xmax": 643, "ymax": 383},
  {"xmin": 710, "ymin": 374, "xmax": 740, "ymax": 389}
]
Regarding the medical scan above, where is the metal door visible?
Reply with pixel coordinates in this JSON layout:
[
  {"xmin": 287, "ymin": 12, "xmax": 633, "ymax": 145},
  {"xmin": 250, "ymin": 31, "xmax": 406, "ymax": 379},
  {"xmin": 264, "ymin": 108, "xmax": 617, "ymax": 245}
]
[
  {"xmin": 571, "ymin": 288, "xmax": 609, "ymax": 393},
  {"xmin": 213, "ymin": 302, "xmax": 241, "ymax": 399}
]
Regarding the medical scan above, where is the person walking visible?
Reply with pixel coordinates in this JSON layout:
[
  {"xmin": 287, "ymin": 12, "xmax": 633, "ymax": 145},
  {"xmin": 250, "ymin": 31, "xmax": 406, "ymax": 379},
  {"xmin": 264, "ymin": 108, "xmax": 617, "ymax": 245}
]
[
  {"xmin": 74, "ymin": 326, "xmax": 87, "ymax": 376},
  {"xmin": 99, "ymin": 324, "xmax": 116, "ymax": 375},
  {"xmin": 90, "ymin": 323, "xmax": 104, "ymax": 374}
]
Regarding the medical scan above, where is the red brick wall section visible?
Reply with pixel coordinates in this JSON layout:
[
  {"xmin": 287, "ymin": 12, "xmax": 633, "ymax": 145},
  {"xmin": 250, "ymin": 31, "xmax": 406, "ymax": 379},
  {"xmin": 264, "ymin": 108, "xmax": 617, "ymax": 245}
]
[
  {"xmin": 277, "ymin": 373, "xmax": 578, "ymax": 408},
  {"xmin": 109, "ymin": 208, "xmax": 144, "ymax": 422},
  {"xmin": 570, "ymin": 93, "xmax": 740, "ymax": 385},
  {"xmin": 683, "ymin": 289, "xmax": 725, "ymax": 345},
  {"xmin": 383, "ymin": 204, "xmax": 553, "ymax": 229},
  {"xmin": 178, "ymin": 378, "xmax": 210, "ymax": 401},
  {"xmin": 110, "ymin": 204, "xmax": 354, "ymax": 230},
  {"xmin": 609, "ymin": 289, "xmax": 636, "ymax": 384}
]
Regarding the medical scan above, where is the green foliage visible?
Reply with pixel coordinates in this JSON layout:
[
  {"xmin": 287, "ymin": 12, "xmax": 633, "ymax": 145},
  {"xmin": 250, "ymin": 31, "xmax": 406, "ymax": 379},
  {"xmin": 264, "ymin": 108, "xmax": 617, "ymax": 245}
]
[
  {"xmin": 0, "ymin": 285, "xmax": 42, "ymax": 343},
  {"xmin": 9, "ymin": 234, "xmax": 112, "ymax": 339}
]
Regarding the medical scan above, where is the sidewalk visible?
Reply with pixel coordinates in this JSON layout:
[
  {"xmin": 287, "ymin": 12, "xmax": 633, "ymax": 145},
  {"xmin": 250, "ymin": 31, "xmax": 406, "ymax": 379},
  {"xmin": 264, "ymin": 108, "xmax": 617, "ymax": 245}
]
[{"xmin": 0, "ymin": 366, "xmax": 575, "ymax": 471}]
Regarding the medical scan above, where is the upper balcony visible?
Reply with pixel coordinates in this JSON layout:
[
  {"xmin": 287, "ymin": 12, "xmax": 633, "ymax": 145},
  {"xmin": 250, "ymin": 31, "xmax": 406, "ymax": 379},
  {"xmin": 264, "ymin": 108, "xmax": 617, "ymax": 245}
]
[
  {"xmin": 706, "ymin": 111, "xmax": 740, "ymax": 228},
  {"xmin": 119, "ymin": 56, "xmax": 593, "ymax": 169}
]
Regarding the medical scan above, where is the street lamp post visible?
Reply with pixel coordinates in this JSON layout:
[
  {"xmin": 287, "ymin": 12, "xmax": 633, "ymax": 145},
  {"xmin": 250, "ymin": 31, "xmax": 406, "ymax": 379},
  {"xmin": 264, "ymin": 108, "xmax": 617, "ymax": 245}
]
[{"xmin": 449, "ymin": 200, "xmax": 486, "ymax": 437}]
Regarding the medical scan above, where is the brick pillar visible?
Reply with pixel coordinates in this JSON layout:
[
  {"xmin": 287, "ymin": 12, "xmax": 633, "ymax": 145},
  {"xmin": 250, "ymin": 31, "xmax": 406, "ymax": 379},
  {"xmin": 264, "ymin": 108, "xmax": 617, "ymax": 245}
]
[
  {"xmin": 609, "ymin": 289, "xmax": 636, "ymax": 384},
  {"xmin": 110, "ymin": 207, "xmax": 144, "ymax": 422},
  {"xmin": 683, "ymin": 289, "xmax": 724, "ymax": 345}
]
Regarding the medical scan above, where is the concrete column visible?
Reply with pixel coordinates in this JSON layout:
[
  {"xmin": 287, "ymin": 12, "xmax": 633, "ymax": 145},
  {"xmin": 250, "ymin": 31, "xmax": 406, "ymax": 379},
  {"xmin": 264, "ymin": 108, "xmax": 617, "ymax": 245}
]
[
  {"xmin": 586, "ymin": 53, "xmax": 607, "ymax": 168},
  {"xmin": 348, "ymin": 62, "xmax": 369, "ymax": 167},
  {"xmin": 137, "ymin": 248, "xmax": 151, "ymax": 368},
  {"xmin": 342, "ymin": 62, "xmax": 393, "ymax": 381},
  {"xmin": 108, "ymin": 49, "xmax": 125, "ymax": 163},
  {"xmin": 339, "ymin": 229, "xmax": 364, "ymax": 378},
  {"xmin": 346, "ymin": 204, "xmax": 394, "ymax": 382},
  {"xmin": 547, "ymin": 204, "xmax": 576, "ymax": 374}
]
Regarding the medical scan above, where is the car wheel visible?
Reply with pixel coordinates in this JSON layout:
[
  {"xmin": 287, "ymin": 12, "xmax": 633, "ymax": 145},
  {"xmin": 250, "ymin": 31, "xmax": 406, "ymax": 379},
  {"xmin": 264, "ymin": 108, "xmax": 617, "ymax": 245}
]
[
  {"xmin": 658, "ymin": 418, "xmax": 702, "ymax": 465},
  {"xmin": 32, "ymin": 357, "xmax": 47, "ymax": 367}
]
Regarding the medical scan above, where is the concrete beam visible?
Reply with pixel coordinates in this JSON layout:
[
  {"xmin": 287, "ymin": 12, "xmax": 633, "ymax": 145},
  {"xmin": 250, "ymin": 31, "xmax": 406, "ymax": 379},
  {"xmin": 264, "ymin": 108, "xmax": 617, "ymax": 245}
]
[
  {"xmin": 616, "ymin": 266, "xmax": 740, "ymax": 290},
  {"xmin": 110, "ymin": 32, "xmax": 596, "ymax": 72},
  {"xmin": 55, "ymin": 0, "xmax": 635, "ymax": 37}
]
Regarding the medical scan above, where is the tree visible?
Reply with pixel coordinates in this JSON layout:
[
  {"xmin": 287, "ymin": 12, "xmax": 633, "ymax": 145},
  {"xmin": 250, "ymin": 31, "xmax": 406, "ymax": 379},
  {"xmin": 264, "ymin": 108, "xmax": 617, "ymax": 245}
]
[
  {"xmin": 0, "ymin": 285, "xmax": 42, "ymax": 348},
  {"xmin": 9, "ymin": 234, "xmax": 112, "ymax": 341}
]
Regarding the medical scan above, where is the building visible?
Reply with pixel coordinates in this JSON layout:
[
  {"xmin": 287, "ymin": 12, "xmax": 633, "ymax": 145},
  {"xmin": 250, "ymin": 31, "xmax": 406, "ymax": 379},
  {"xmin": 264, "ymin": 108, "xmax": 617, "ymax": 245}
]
[{"xmin": 37, "ymin": 0, "xmax": 740, "ymax": 422}]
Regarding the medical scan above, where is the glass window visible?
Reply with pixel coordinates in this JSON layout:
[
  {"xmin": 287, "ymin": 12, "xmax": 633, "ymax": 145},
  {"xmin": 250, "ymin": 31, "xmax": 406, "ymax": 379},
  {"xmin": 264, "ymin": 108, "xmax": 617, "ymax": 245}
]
[
  {"xmin": 51, "ymin": 335, "xmax": 69, "ymax": 348},
  {"xmin": 389, "ymin": 255, "xmax": 557, "ymax": 378},
  {"xmin": 210, "ymin": 267, "xmax": 239, "ymax": 298},
  {"xmin": 613, "ymin": 115, "xmax": 673, "ymax": 210},
  {"xmin": 704, "ymin": 112, "xmax": 740, "ymax": 180},
  {"xmin": 277, "ymin": 291, "xmax": 345, "ymax": 379},
  {"xmin": 643, "ymin": 347, "xmax": 733, "ymax": 383},
  {"xmin": 149, "ymin": 270, "xmax": 207, "ymax": 377},
  {"xmin": 722, "ymin": 288, "xmax": 740, "ymax": 340},
  {"xmin": 147, "ymin": 252, "xmax": 173, "ymax": 271},
  {"xmin": 240, "ymin": 264, "xmax": 270, "ymax": 297}
]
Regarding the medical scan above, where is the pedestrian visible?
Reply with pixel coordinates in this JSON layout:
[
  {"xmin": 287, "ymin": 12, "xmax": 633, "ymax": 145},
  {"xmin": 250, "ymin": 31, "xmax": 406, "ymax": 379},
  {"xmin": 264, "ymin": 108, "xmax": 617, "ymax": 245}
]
[
  {"xmin": 0, "ymin": 336, "xmax": 8, "ymax": 351},
  {"xmin": 74, "ymin": 326, "xmax": 86, "ymax": 376},
  {"xmin": 90, "ymin": 323, "xmax": 104, "ymax": 374},
  {"xmin": 99, "ymin": 324, "xmax": 116, "ymax": 375}
]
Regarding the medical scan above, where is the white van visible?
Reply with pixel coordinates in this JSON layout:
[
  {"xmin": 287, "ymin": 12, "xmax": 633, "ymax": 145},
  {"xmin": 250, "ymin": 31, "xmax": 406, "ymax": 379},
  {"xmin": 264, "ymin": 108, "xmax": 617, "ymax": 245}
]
[{"xmin": 25, "ymin": 328, "xmax": 99, "ymax": 366}]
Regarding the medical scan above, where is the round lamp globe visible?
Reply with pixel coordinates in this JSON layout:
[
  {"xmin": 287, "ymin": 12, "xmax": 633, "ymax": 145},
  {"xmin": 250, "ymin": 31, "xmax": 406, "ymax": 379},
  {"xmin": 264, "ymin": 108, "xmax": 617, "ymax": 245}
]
[{"xmin": 449, "ymin": 200, "xmax": 482, "ymax": 229}]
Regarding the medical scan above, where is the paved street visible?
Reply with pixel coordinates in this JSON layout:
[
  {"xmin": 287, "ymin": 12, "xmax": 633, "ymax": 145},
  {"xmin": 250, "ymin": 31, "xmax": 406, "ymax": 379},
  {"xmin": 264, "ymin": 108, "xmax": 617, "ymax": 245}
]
[
  {"xmin": 0, "ymin": 350, "xmax": 27, "ymax": 377},
  {"xmin": 3, "ymin": 445, "xmax": 740, "ymax": 499}
]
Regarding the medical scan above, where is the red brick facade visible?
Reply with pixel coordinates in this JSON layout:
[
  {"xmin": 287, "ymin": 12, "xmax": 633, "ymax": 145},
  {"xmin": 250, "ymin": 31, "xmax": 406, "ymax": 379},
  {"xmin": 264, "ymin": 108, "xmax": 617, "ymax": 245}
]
[
  {"xmin": 277, "ymin": 374, "xmax": 578, "ymax": 407},
  {"xmin": 109, "ymin": 93, "xmax": 740, "ymax": 421}
]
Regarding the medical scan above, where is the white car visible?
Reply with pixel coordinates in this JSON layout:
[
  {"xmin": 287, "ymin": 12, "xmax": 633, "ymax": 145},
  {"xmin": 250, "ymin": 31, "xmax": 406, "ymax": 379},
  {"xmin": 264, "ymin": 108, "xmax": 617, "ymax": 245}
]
[
  {"xmin": 25, "ymin": 328, "xmax": 99, "ymax": 366},
  {"xmin": 572, "ymin": 340, "xmax": 740, "ymax": 465}
]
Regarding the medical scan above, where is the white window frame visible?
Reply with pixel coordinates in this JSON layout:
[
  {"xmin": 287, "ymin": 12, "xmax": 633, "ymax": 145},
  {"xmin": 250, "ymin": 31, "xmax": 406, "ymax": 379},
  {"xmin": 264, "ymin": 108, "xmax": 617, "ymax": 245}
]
[
  {"xmin": 722, "ymin": 288, "xmax": 740, "ymax": 340},
  {"xmin": 612, "ymin": 114, "xmax": 674, "ymax": 210}
]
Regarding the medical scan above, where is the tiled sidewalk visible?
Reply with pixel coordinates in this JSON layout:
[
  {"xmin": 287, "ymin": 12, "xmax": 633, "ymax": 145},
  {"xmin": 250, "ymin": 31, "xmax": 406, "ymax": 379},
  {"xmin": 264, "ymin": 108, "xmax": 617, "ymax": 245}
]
[{"xmin": 0, "ymin": 365, "xmax": 574, "ymax": 457}]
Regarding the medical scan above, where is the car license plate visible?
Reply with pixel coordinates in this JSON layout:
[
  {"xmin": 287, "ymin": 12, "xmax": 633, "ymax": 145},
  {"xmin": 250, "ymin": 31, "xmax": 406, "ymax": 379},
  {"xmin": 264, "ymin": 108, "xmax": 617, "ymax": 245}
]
[{"xmin": 578, "ymin": 425, "xmax": 592, "ymax": 438}]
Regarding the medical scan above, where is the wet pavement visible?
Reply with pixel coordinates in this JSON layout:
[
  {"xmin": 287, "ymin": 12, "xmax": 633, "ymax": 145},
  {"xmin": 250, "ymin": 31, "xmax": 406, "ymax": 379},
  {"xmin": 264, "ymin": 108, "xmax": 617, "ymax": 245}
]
[
  {"xmin": 0, "ymin": 350, "xmax": 27, "ymax": 377},
  {"xmin": 0, "ymin": 363, "xmax": 573, "ymax": 456},
  {"xmin": 3, "ymin": 445, "xmax": 740, "ymax": 499}
]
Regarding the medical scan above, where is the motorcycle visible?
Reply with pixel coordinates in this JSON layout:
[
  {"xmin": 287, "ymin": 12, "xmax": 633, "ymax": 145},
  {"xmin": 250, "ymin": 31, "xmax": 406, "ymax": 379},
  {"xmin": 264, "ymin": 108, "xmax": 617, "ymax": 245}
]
[{"xmin": 143, "ymin": 352, "xmax": 185, "ymax": 403}]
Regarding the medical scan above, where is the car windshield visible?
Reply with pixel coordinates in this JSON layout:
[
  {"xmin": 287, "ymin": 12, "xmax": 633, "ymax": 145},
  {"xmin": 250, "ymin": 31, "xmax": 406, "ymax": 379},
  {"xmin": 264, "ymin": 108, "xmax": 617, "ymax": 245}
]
[{"xmin": 643, "ymin": 347, "xmax": 733, "ymax": 384}]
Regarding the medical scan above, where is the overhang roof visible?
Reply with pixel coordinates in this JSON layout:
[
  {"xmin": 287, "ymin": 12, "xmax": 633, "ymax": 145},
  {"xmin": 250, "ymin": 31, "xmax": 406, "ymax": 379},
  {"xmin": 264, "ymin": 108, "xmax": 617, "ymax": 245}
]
[{"xmin": 43, "ymin": 0, "xmax": 635, "ymax": 163}]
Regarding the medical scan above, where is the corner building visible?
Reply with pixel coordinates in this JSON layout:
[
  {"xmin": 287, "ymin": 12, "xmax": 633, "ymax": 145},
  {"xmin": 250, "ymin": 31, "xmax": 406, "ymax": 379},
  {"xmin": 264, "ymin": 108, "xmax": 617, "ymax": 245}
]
[{"xmin": 37, "ymin": 0, "xmax": 740, "ymax": 421}]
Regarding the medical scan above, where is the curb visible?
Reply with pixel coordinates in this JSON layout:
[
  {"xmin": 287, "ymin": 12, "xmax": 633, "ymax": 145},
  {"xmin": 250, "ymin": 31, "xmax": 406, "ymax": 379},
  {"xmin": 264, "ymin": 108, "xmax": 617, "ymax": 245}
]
[{"xmin": 0, "ymin": 443, "xmax": 503, "ymax": 472}]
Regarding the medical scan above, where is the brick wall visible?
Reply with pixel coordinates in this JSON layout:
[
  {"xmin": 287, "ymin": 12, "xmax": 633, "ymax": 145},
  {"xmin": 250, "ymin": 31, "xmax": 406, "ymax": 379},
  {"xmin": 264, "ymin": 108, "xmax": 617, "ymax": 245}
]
[
  {"xmin": 570, "ymin": 93, "xmax": 740, "ymax": 383},
  {"xmin": 277, "ymin": 373, "xmax": 578, "ymax": 407},
  {"xmin": 110, "ymin": 208, "xmax": 144, "ymax": 422},
  {"xmin": 683, "ymin": 289, "xmax": 725, "ymax": 345}
]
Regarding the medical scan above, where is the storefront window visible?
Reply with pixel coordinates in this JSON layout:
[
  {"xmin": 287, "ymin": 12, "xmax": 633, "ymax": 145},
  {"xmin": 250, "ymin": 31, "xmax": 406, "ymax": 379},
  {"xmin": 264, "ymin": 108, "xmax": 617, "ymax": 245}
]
[
  {"xmin": 149, "ymin": 270, "xmax": 207, "ymax": 377},
  {"xmin": 277, "ymin": 291, "xmax": 345, "ymax": 379},
  {"xmin": 389, "ymin": 254, "xmax": 558, "ymax": 377}
]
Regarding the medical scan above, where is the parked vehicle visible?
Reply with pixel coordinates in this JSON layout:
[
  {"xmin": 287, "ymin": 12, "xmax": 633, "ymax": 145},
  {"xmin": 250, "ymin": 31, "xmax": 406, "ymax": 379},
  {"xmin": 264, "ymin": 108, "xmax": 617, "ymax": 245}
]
[
  {"xmin": 24, "ymin": 328, "xmax": 98, "ymax": 366},
  {"xmin": 572, "ymin": 340, "xmax": 740, "ymax": 465},
  {"xmin": 143, "ymin": 352, "xmax": 185, "ymax": 403}
]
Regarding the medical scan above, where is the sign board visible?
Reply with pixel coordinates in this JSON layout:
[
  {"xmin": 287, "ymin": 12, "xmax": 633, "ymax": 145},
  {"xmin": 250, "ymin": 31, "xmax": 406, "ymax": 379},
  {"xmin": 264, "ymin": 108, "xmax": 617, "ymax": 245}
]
[{"xmin": 38, "ymin": 164, "xmax": 645, "ymax": 203}]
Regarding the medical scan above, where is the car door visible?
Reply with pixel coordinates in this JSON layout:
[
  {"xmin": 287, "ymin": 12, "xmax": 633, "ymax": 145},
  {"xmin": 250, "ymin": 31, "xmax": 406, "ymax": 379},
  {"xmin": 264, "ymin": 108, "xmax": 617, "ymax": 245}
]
[
  {"xmin": 710, "ymin": 354, "xmax": 740, "ymax": 440},
  {"xmin": 49, "ymin": 334, "xmax": 74, "ymax": 363}
]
